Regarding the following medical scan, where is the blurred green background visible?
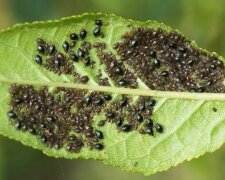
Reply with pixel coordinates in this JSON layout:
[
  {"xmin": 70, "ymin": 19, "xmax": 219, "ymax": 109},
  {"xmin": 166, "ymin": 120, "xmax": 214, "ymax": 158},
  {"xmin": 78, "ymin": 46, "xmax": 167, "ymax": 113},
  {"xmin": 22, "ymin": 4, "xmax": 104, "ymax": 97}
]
[{"xmin": 1, "ymin": 0, "xmax": 225, "ymax": 179}]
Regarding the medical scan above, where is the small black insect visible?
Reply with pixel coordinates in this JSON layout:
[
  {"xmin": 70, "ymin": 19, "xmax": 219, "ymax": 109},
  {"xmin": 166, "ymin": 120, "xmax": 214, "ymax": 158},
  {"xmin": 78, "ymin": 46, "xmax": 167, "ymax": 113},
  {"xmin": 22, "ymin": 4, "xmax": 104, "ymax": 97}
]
[
  {"xmin": 115, "ymin": 118, "xmax": 123, "ymax": 127},
  {"xmin": 15, "ymin": 121, "xmax": 22, "ymax": 130},
  {"xmin": 35, "ymin": 55, "xmax": 42, "ymax": 65},
  {"xmin": 149, "ymin": 51, "xmax": 156, "ymax": 58},
  {"xmin": 40, "ymin": 135, "xmax": 47, "ymax": 144},
  {"xmin": 93, "ymin": 26, "xmax": 101, "ymax": 37},
  {"xmin": 146, "ymin": 127, "xmax": 154, "ymax": 136},
  {"xmin": 46, "ymin": 116, "xmax": 55, "ymax": 123},
  {"xmin": 138, "ymin": 102, "xmax": 145, "ymax": 111},
  {"xmin": 103, "ymin": 94, "xmax": 112, "ymax": 101},
  {"xmin": 146, "ymin": 118, "xmax": 154, "ymax": 127},
  {"xmin": 115, "ymin": 67, "xmax": 123, "ymax": 75},
  {"xmin": 37, "ymin": 44, "xmax": 45, "ymax": 54},
  {"xmin": 28, "ymin": 127, "xmax": 36, "ymax": 134},
  {"xmin": 168, "ymin": 42, "xmax": 177, "ymax": 49},
  {"xmin": 121, "ymin": 124, "xmax": 132, "ymax": 132},
  {"xmin": 94, "ymin": 143, "xmax": 104, "ymax": 150},
  {"xmin": 80, "ymin": 29, "xmax": 87, "ymax": 39},
  {"xmin": 106, "ymin": 111, "xmax": 116, "ymax": 119},
  {"xmin": 70, "ymin": 33, "xmax": 78, "ymax": 40},
  {"xmin": 146, "ymin": 99, "xmax": 156, "ymax": 107},
  {"xmin": 77, "ymin": 48, "xmax": 85, "ymax": 58},
  {"xmin": 212, "ymin": 107, "xmax": 217, "ymax": 112},
  {"xmin": 49, "ymin": 45, "xmax": 56, "ymax": 55},
  {"xmin": 84, "ymin": 95, "xmax": 92, "ymax": 106},
  {"xmin": 95, "ymin": 130, "xmax": 104, "ymax": 139},
  {"xmin": 39, "ymin": 123, "xmax": 46, "ymax": 129},
  {"xmin": 118, "ymin": 79, "xmax": 127, "ymax": 86},
  {"xmin": 160, "ymin": 71, "xmax": 169, "ymax": 77},
  {"xmin": 94, "ymin": 97, "xmax": 104, "ymax": 106},
  {"xmin": 62, "ymin": 41, "xmax": 70, "ymax": 52},
  {"xmin": 83, "ymin": 57, "xmax": 91, "ymax": 66},
  {"xmin": 54, "ymin": 58, "xmax": 61, "ymax": 68},
  {"xmin": 129, "ymin": 40, "xmax": 138, "ymax": 48},
  {"xmin": 134, "ymin": 113, "xmax": 143, "ymax": 123},
  {"xmin": 155, "ymin": 123, "xmax": 163, "ymax": 133},
  {"xmin": 70, "ymin": 53, "xmax": 79, "ymax": 62},
  {"xmin": 80, "ymin": 76, "xmax": 89, "ymax": 84},
  {"xmin": 7, "ymin": 111, "xmax": 16, "ymax": 118},
  {"xmin": 14, "ymin": 98, "xmax": 23, "ymax": 104},
  {"xmin": 119, "ymin": 98, "xmax": 127, "ymax": 107},
  {"xmin": 153, "ymin": 58, "xmax": 160, "ymax": 68},
  {"xmin": 95, "ymin": 19, "xmax": 103, "ymax": 26}
]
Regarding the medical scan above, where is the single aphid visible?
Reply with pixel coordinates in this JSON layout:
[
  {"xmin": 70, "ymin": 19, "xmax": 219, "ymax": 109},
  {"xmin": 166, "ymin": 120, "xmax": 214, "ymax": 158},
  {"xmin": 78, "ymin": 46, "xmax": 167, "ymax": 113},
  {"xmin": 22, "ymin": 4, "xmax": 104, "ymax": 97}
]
[
  {"xmin": 94, "ymin": 97, "xmax": 104, "ymax": 106},
  {"xmin": 80, "ymin": 29, "xmax": 87, "ymax": 39},
  {"xmin": 95, "ymin": 19, "xmax": 103, "ymax": 26},
  {"xmin": 7, "ymin": 111, "xmax": 16, "ymax": 118},
  {"xmin": 70, "ymin": 53, "xmax": 79, "ymax": 62},
  {"xmin": 106, "ymin": 111, "xmax": 116, "ymax": 119},
  {"xmin": 35, "ymin": 55, "xmax": 42, "ymax": 65},
  {"xmin": 121, "ymin": 124, "xmax": 132, "ymax": 132},
  {"xmin": 77, "ymin": 48, "xmax": 85, "ymax": 58},
  {"xmin": 37, "ymin": 44, "xmax": 45, "ymax": 54},
  {"xmin": 146, "ymin": 127, "xmax": 154, "ymax": 136},
  {"xmin": 103, "ymin": 94, "xmax": 112, "ymax": 101},
  {"xmin": 115, "ymin": 118, "xmax": 123, "ymax": 127},
  {"xmin": 62, "ymin": 41, "xmax": 70, "ymax": 52},
  {"xmin": 155, "ymin": 123, "xmax": 163, "ymax": 133},
  {"xmin": 80, "ymin": 76, "xmax": 89, "ymax": 84},
  {"xmin": 93, "ymin": 26, "xmax": 101, "ymax": 37},
  {"xmin": 118, "ymin": 79, "xmax": 127, "ymax": 86},
  {"xmin": 134, "ymin": 113, "xmax": 143, "ymax": 123},
  {"xmin": 119, "ymin": 98, "xmax": 128, "ymax": 107},
  {"xmin": 95, "ymin": 130, "xmax": 104, "ymax": 139},
  {"xmin": 94, "ymin": 143, "xmax": 104, "ymax": 150},
  {"xmin": 70, "ymin": 33, "xmax": 78, "ymax": 40},
  {"xmin": 49, "ymin": 45, "xmax": 56, "ymax": 55}
]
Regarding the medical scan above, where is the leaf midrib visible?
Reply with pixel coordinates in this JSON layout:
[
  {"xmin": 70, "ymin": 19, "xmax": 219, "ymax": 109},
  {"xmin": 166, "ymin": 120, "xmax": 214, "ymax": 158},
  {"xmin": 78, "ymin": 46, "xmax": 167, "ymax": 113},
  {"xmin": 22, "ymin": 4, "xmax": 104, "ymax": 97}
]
[{"xmin": 1, "ymin": 79, "xmax": 225, "ymax": 100}]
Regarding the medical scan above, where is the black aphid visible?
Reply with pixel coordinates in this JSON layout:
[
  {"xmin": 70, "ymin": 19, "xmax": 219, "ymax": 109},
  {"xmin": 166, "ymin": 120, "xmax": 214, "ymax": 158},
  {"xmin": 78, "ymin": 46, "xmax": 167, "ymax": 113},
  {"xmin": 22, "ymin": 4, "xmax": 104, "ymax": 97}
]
[
  {"xmin": 35, "ymin": 55, "xmax": 42, "ymax": 65},
  {"xmin": 212, "ymin": 107, "xmax": 217, "ymax": 112},
  {"xmin": 118, "ymin": 79, "xmax": 127, "ymax": 86},
  {"xmin": 77, "ymin": 48, "xmax": 85, "ymax": 58},
  {"xmin": 146, "ymin": 127, "xmax": 154, "ymax": 136},
  {"xmin": 84, "ymin": 95, "xmax": 92, "ymax": 106},
  {"xmin": 28, "ymin": 127, "xmax": 36, "ymax": 134},
  {"xmin": 106, "ymin": 111, "xmax": 116, "ymax": 119},
  {"xmin": 155, "ymin": 123, "xmax": 163, "ymax": 133},
  {"xmin": 115, "ymin": 67, "xmax": 123, "ymax": 75},
  {"xmin": 46, "ymin": 116, "xmax": 55, "ymax": 123},
  {"xmin": 94, "ymin": 143, "xmax": 104, "ymax": 150},
  {"xmin": 14, "ymin": 98, "xmax": 22, "ymax": 104},
  {"xmin": 80, "ymin": 76, "xmax": 89, "ymax": 84},
  {"xmin": 93, "ymin": 26, "xmax": 101, "ymax": 37},
  {"xmin": 15, "ymin": 121, "xmax": 21, "ymax": 130},
  {"xmin": 129, "ymin": 40, "xmax": 138, "ymax": 48},
  {"xmin": 95, "ymin": 19, "xmax": 103, "ymax": 26},
  {"xmin": 146, "ymin": 118, "xmax": 154, "ymax": 127},
  {"xmin": 37, "ymin": 44, "xmax": 45, "ymax": 54},
  {"xmin": 95, "ymin": 130, "xmax": 104, "ymax": 139},
  {"xmin": 119, "ymin": 98, "xmax": 127, "ymax": 107},
  {"xmin": 94, "ymin": 97, "xmax": 104, "ymax": 106},
  {"xmin": 70, "ymin": 33, "xmax": 78, "ymax": 40},
  {"xmin": 62, "ymin": 41, "xmax": 70, "ymax": 52},
  {"xmin": 103, "ymin": 94, "xmax": 112, "ymax": 101},
  {"xmin": 134, "ymin": 113, "xmax": 143, "ymax": 122},
  {"xmin": 160, "ymin": 71, "xmax": 169, "ymax": 77},
  {"xmin": 138, "ymin": 102, "xmax": 145, "ymax": 111},
  {"xmin": 39, "ymin": 123, "xmax": 46, "ymax": 129},
  {"xmin": 70, "ymin": 53, "xmax": 79, "ymax": 62},
  {"xmin": 153, "ymin": 58, "xmax": 160, "ymax": 68},
  {"xmin": 149, "ymin": 51, "xmax": 156, "ymax": 58},
  {"xmin": 146, "ymin": 99, "xmax": 156, "ymax": 107},
  {"xmin": 49, "ymin": 45, "xmax": 56, "ymax": 55},
  {"xmin": 80, "ymin": 29, "xmax": 87, "ymax": 39},
  {"xmin": 115, "ymin": 118, "xmax": 123, "ymax": 127},
  {"xmin": 83, "ymin": 57, "xmax": 91, "ymax": 66},
  {"xmin": 40, "ymin": 135, "xmax": 47, "ymax": 144},
  {"xmin": 121, "ymin": 124, "xmax": 132, "ymax": 132},
  {"xmin": 54, "ymin": 57, "xmax": 61, "ymax": 68},
  {"xmin": 97, "ymin": 120, "xmax": 106, "ymax": 127},
  {"xmin": 7, "ymin": 111, "xmax": 16, "ymax": 118}
]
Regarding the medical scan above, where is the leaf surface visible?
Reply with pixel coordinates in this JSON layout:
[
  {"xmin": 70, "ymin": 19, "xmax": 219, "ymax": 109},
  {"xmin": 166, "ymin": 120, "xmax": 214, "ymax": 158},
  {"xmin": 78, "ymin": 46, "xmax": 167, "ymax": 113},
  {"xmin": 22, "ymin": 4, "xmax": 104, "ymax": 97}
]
[{"xmin": 1, "ymin": 13, "xmax": 225, "ymax": 175}]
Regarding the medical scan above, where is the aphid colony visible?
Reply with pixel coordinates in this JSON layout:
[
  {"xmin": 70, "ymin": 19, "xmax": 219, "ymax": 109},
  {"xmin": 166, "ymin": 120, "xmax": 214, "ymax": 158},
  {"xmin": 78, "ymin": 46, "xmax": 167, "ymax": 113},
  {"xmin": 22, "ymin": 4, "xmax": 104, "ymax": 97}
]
[
  {"xmin": 7, "ymin": 84, "xmax": 161, "ymax": 153},
  {"xmin": 8, "ymin": 18, "xmax": 225, "ymax": 153},
  {"xmin": 114, "ymin": 28, "xmax": 225, "ymax": 92}
]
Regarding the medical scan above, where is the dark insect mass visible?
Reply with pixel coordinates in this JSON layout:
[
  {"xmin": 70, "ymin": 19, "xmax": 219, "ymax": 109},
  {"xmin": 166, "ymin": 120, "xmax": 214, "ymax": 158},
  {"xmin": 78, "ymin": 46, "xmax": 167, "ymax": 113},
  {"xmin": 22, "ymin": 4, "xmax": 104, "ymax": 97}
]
[{"xmin": 8, "ymin": 18, "xmax": 225, "ymax": 154}]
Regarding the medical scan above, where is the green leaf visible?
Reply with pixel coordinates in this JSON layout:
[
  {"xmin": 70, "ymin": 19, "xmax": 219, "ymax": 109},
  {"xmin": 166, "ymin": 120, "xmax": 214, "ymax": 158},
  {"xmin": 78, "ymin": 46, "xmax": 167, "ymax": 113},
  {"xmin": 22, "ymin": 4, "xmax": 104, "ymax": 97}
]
[{"xmin": 1, "ymin": 13, "xmax": 225, "ymax": 176}]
